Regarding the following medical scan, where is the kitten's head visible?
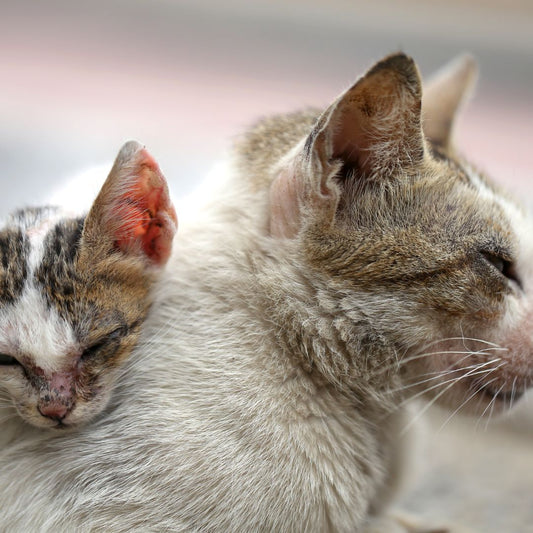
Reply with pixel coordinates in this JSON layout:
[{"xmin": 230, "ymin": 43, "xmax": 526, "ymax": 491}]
[
  {"xmin": 0, "ymin": 141, "xmax": 177, "ymax": 430},
  {"xmin": 268, "ymin": 53, "xmax": 533, "ymax": 415}
]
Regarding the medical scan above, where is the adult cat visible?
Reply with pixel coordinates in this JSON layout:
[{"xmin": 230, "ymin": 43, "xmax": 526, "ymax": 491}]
[{"xmin": 0, "ymin": 54, "xmax": 531, "ymax": 532}]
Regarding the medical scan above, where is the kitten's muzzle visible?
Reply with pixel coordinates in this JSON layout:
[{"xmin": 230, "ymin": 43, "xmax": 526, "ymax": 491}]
[
  {"xmin": 38, "ymin": 401, "xmax": 69, "ymax": 422},
  {"xmin": 36, "ymin": 371, "xmax": 76, "ymax": 422}
]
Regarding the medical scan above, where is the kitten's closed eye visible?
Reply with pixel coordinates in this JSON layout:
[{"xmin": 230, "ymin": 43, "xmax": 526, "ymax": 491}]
[
  {"xmin": 81, "ymin": 325, "xmax": 130, "ymax": 360},
  {"xmin": 0, "ymin": 354, "xmax": 19, "ymax": 366}
]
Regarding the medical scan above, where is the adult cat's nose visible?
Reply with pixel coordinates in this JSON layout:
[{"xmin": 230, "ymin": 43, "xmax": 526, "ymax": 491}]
[{"xmin": 38, "ymin": 402, "xmax": 68, "ymax": 421}]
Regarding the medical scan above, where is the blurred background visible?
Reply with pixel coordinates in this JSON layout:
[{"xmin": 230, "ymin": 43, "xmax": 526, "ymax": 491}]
[{"xmin": 1, "ymin": 0, "xmax": 532, "ymax": 530}]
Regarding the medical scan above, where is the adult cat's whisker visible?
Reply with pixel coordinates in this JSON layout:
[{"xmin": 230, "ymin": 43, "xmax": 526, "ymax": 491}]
[
  {"xmin": 385, "ymin": 358, "xmax": 503, "ymax": 395},
  {"xmin": 399, "ymin": 362, "xmax": 505, "ymax": 435},
  {"xmin": 417, "ymin": 337, "xmax": 505, "ymax": 352},
  {"xmin": 509, "ymin": 376, "xmax": 519, "ymax": 410},
  {"xmin": 400, "ymin": 359, "xmax": 503, "ymax": 392},
  {"xmin": 403, "ymin": 350, "xmax": 502, "ymax": 381},
  {"xmin": 471, "ymin": 376, "xmax": 503, "ymax": 430},
  {"xmin": 389, "ymin": 361, "xmax": 506, "ymax": 420},
  {"xmin": 435, "ymin": 376, "xmax": 504, "ymax": 434},
  {"xmin": 372, "ymin": 346, "xmax": 503, "ymax": 377},
  {"xmin": 482, "ymin": 383, "xmax": 506, "ymax": 432}
]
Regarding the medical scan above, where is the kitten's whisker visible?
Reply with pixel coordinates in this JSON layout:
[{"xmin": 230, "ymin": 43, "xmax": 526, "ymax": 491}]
[{"xmin": 0, "ymin": 413, "xmax": 17, "ymax": 424}]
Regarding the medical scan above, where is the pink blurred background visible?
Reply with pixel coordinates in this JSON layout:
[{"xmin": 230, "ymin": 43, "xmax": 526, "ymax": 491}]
[{"xmin": 1, "ymin": 0, "xmax": 532, "ymax": 214}]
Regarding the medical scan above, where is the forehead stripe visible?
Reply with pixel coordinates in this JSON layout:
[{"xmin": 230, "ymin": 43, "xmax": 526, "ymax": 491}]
[{"xmin": 0, "ymin": 229, "xmax": 29, "ymax": 304}]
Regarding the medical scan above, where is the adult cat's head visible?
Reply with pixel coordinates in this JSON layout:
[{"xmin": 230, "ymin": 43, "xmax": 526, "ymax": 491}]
[
  {"xmin": 0, "ymin": 141, "xmax": 177, "ymax": 429},
  {"xmin": 261, "ymin": 53, "xmax": 533, "ymax": 416}
]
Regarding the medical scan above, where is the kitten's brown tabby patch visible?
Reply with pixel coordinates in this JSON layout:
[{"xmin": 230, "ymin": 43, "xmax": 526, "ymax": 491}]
[{"xmin": 0, "ymin": 228, "xmax": 28, "ymax": 304}]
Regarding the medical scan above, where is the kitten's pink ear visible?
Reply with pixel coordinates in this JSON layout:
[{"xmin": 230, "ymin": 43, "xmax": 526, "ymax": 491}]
[
  {"xmin": 82, "ymin": 141, "xmax": 177, "ymax": 266},
  {"xmin": 423, "ymin": 54, "xmax": 478, "ymax": 150},
  {"xmin": 270, "ymin": 53, "xmax": 425, "ymax": 238}
]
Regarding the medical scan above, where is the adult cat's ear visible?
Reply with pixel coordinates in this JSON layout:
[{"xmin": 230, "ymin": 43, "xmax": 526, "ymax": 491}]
[
  {"xmin": 422, "ymin": 54, "xmax": 478, "ymax": 150},
  {"xmin": 270, "ymin": 53, "xmax": 425, "ymax": 238},
  {"xmin": 81, "ymin": 141, "xmax": 177, "ymax": 267}
]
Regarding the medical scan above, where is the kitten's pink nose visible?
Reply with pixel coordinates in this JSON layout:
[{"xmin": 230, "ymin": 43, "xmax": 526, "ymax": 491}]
[{"xmin": 38, "ymin": 402, "xmax": 69, "ymax": 421}]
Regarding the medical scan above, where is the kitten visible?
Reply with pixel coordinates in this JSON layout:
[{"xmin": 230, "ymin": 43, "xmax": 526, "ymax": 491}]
[
  {"xmin": 0, "ymin": 141, "xmax": 176, "ymax": 436},
  {"xmin": 0, "ymin": 53, "xmax": 531, "ymax": 532}
]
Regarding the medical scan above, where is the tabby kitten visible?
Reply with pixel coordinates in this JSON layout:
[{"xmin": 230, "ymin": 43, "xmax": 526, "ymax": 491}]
[{"xmin": 0, "ymin": 141, "xmax": 176, "ymax": 433}]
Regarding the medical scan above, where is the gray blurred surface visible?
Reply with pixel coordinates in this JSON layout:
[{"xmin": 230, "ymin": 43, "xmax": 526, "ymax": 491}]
[{"xmin": 1, "ymin": 1, "xmax": 532, "ymax": 531}]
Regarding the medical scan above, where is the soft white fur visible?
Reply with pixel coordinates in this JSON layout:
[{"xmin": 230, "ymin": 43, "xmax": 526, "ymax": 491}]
[{"xmin": 0, "ymin": 154, "xmax": 422, "ymax": 532}]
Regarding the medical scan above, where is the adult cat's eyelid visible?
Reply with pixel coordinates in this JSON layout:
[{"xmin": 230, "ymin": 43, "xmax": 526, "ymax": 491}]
[{"xmin": 481, "ymin": 251, "xmax": 521, "ymax": 288}]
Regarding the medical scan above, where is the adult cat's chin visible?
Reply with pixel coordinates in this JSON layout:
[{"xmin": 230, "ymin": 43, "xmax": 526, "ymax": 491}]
[
  {"xmin": 411, "ymin": 360, "xmax": 532, "ymax": 418},
  {"xmin": 432, "ymin": 376, "xmax": 530, "ymax": 418},
  {"xmin": 404, "ymin": 336, "xmax": 533, "ymax": 418}
]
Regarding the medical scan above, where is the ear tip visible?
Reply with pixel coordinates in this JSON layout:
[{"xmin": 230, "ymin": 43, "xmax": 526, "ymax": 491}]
[
  {"xmin": 369, "ymin": 52, "xmax": 421, "ymax": 92},
  {"xmin": 114, "ymin": 140, "xmax": 161, "ymax": 173},
  {"xmin": 118, "ymin": 140, "xmax": 145, "ymax": 159},
  {"xmin": 372, "ymin": 52, "xmax": 415, "ymax": 71},
  {"xmin": 429, "ymin": 53, "xmax": 479, "ymax": 88},
  {"xmin": 454, "ymin": 53, "xmax": 479, "ymax": 83}
]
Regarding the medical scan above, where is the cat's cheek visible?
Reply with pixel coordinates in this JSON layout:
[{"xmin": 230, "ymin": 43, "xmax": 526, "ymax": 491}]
[
  {"xmin": 65, "ymin": 395, "xmax": 110, "ymax": 427},
  {"xmin": 492, "ymin": 304, "xmax": 533, "ymax": 394},
  {"xmin": 66, "ymin": 368, "xmax": 118, "ymax": 425}
]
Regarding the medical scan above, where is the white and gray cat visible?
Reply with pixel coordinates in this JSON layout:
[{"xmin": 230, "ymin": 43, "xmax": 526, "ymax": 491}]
[
  {"xmin": 0, "ymin": 141, "xmax": 176, "ymax": 437},
  {"xmin": 0, "ymin": 53, "xmax": 531, "ymax": 532}
]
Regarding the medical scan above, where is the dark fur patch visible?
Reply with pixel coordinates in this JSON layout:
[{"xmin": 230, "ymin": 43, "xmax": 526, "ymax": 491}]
[
  {"xmin": 0, "ymin": 228, "xmax": 29, "ymax": 304},
  {"xmin": 34, "ymin": 217, "xmax": 85, "ymax": 317}
]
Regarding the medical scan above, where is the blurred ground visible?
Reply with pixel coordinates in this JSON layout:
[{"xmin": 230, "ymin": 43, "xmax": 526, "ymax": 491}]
[{"xmin": 1, "ymin": 1, "xmax": 532, "ymax": 531}]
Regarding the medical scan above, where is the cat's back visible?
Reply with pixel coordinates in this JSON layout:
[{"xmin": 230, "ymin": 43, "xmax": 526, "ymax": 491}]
[{"xmin": 0, "ymin": 236, "xmax": 384, "ymax": 532}]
